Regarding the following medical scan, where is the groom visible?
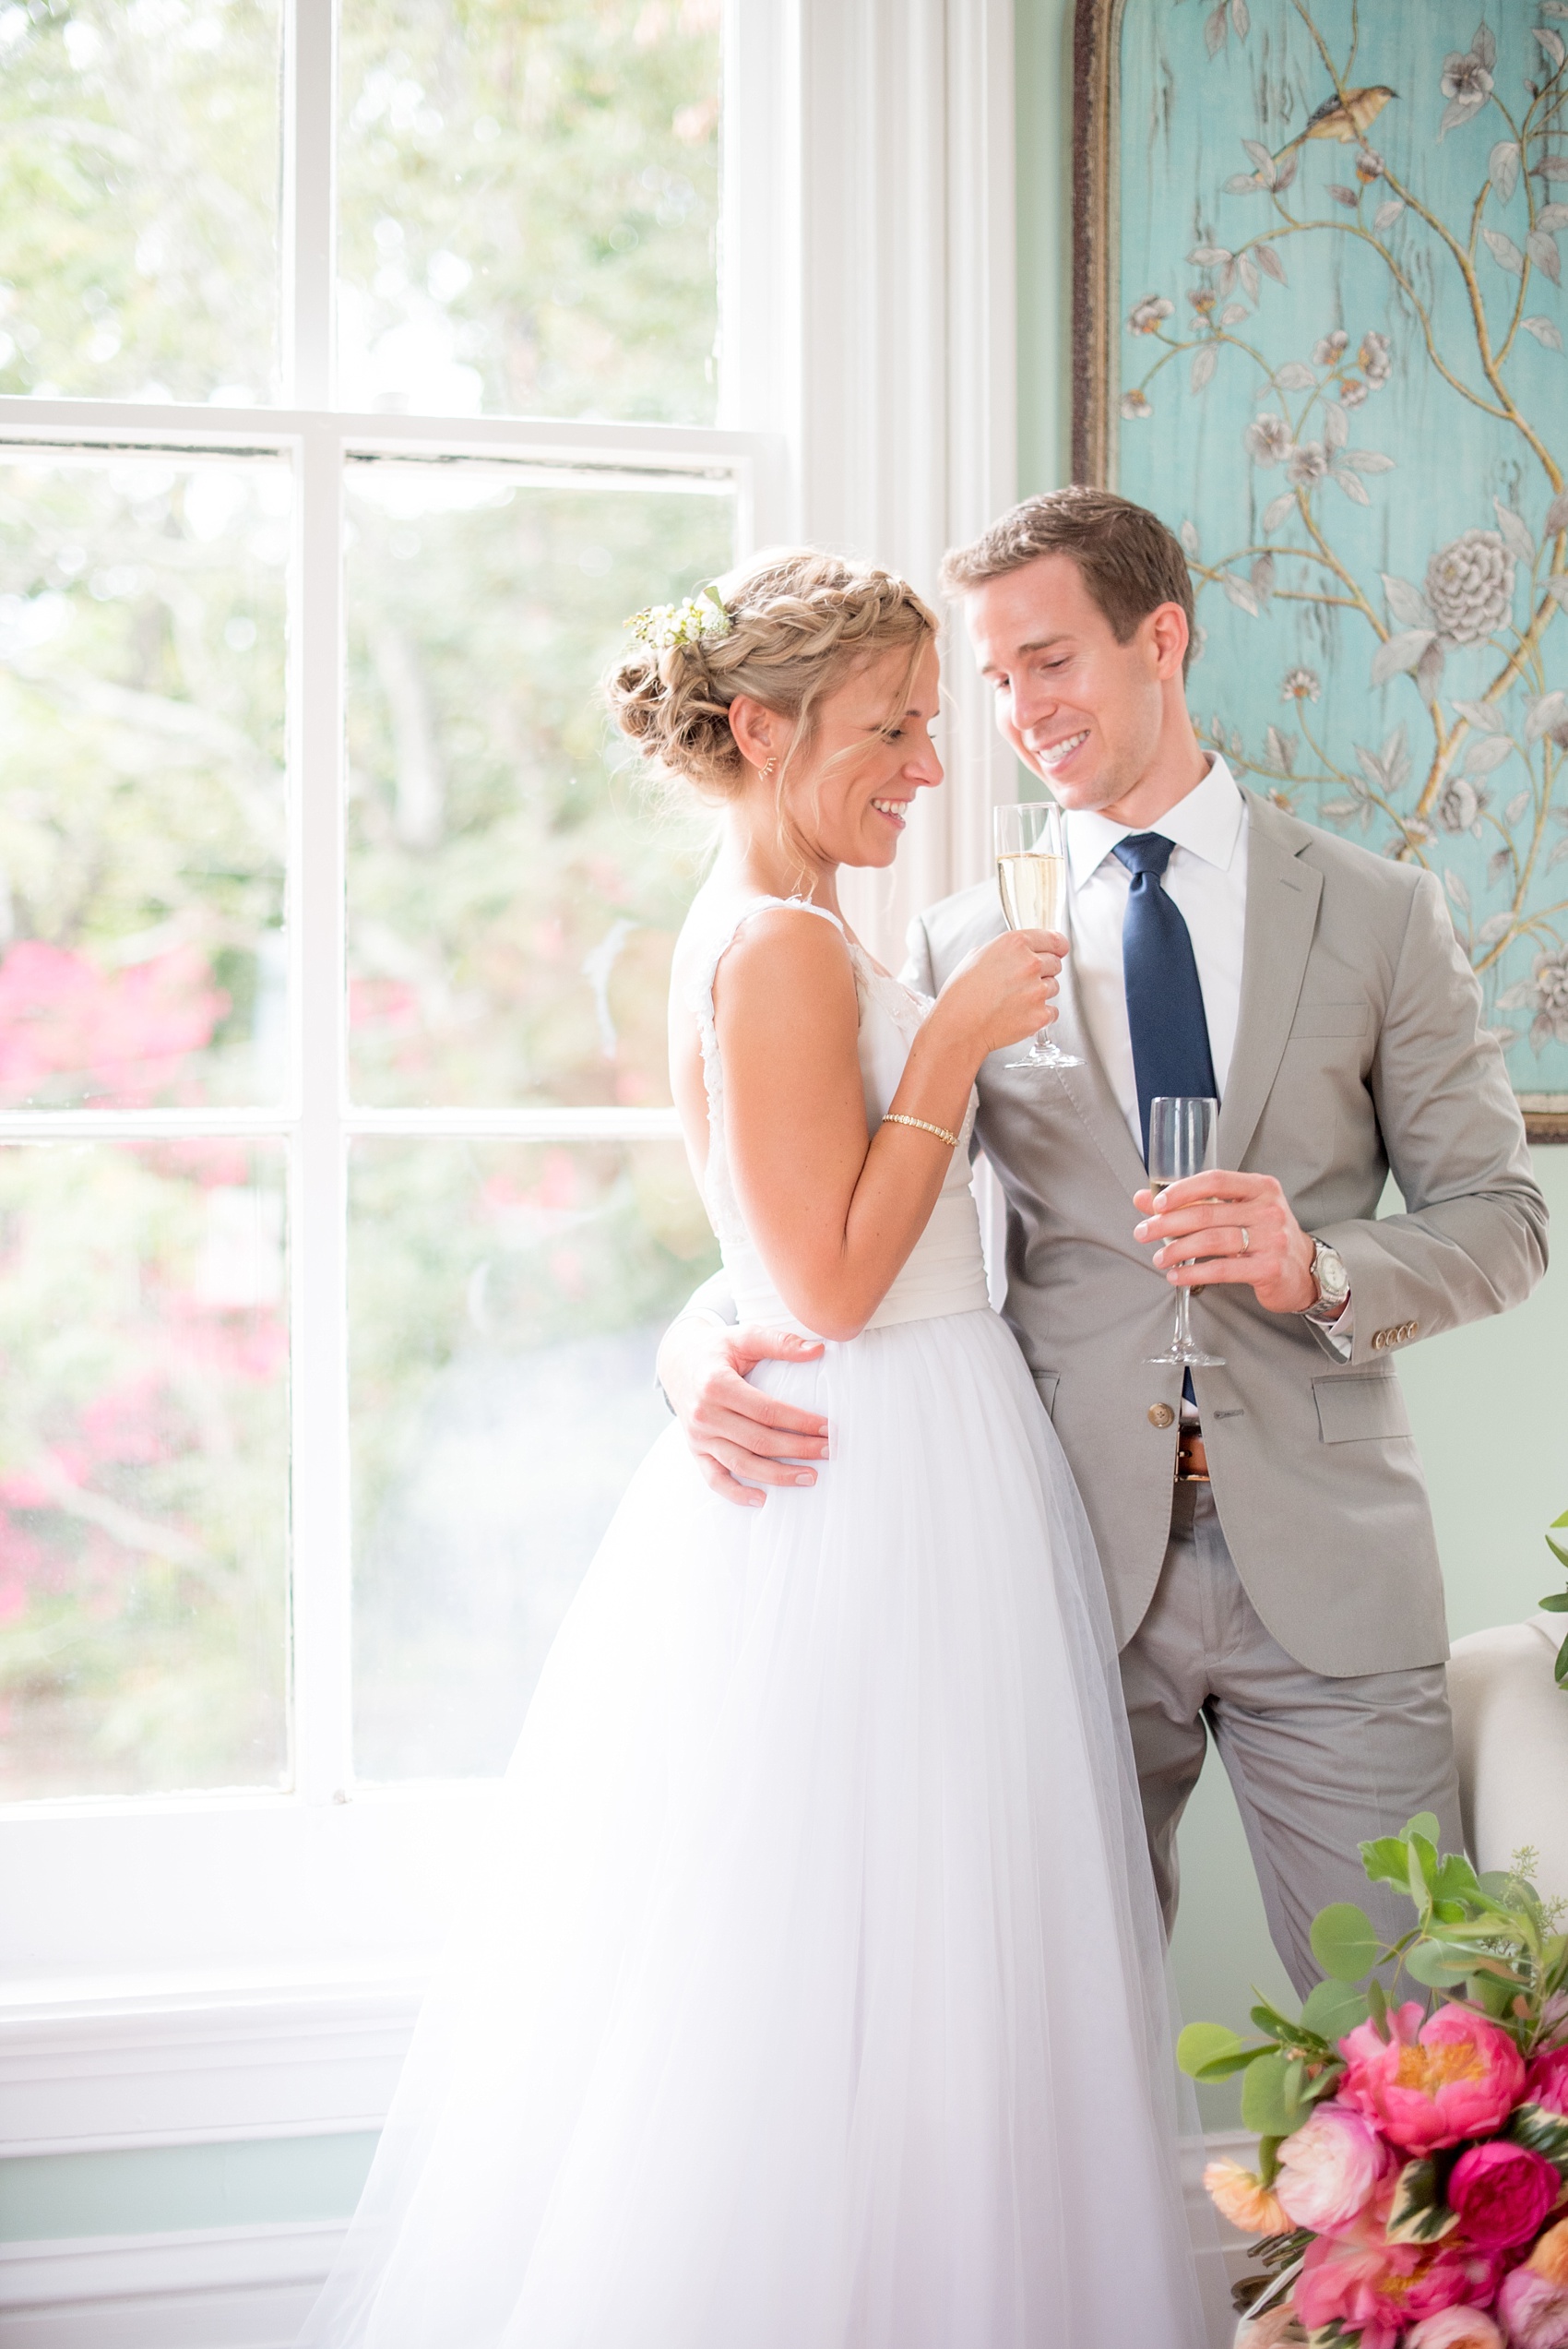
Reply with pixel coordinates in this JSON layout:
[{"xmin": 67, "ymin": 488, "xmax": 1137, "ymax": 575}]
[{"xmin": 656, "ymin": 486, "xmax": 1549, "ymax": 1993}]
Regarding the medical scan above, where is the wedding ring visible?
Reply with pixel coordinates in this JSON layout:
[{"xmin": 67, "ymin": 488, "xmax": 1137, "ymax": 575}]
[{"xmin": 1239, "ymin": 1227, "xmax": 1251, "ymax": 1254}]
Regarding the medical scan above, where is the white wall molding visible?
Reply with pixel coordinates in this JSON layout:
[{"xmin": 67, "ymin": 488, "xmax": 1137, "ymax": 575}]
[
  {"xmin": 0, "ymin": 2219, "xmax": 346, "ymax": 2349},
  {"xmin": 0, "ymin": 1977, "xmax": 421, "ymax": 2159}
]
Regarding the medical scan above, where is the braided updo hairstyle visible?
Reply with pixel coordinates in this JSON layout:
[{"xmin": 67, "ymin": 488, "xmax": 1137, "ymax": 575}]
[{"xmin": 606, "ymin": 548, "xmax": 938, "ymax": 801}]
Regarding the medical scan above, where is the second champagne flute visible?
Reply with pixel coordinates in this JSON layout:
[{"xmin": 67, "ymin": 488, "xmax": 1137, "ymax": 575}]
[
  {"xmin": 1145, "ymin": 1094, "xmax": 1225, "ymax": 1369},
  {"xmin": 993, "ymin": 800, "xmax": 1081, "ymax": 1071}
]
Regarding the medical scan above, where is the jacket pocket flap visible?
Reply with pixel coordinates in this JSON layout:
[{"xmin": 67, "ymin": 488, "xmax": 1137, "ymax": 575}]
[
  {"xmin": 1313, "ymin": 1371, "xmax": 1412, "ymax": 1443},
  {"xmin": 1290, "ymin": 999, "xmax": 1370, "ymax": 1037}
]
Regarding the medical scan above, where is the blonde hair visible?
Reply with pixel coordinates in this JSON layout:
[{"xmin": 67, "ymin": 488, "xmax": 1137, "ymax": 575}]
[{"xmin": 606, "ymin": 547, "xmax": 937, "ymax": 800}]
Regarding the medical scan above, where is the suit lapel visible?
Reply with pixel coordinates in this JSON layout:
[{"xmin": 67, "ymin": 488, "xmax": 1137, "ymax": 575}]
[
  {"xmin": 1219, "ymin": 793, "xmax": 1324, "ymax": 1171},
  {"xmin": 1051, "ymin": 945, "xmax": 1151, "ymax": 1197}
]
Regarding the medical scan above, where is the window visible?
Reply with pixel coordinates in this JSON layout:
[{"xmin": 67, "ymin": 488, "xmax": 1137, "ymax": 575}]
[{"xmin": 0, "ymin": 0, "xmax": 756, "ymax": 1832}]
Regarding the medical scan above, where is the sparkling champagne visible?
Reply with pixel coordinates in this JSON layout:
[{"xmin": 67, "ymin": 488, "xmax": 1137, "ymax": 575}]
[{"xmin": 996, "ymin": 852, "xmax": 1066, "ymax": 934}]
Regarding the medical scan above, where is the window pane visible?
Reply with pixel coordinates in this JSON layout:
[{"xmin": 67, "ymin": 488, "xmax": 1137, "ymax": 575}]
[
  {"xmin": 0, "ymin": 454, "xmax": 289, "ymax": 1110},
  {"xmin": 338, "ymin": 0, "xmax": 720, "ymax": 422},
  {"xmin": 350, "ymin": 1137, "xmax": 717, "ymax": 1780},
  {"xmin": 0, "ymin": 1, "xmax": 281, "ymax": 406},
  {"xmin": 0, "ymin": 1141, "xmax": 289, "ymax": 1802},
  {"xmin": 344, "ymin": 460, "xmax": 731, "ymax": 1108}
]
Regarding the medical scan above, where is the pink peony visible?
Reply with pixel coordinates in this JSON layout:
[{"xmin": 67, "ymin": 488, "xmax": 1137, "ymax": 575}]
[
  {"xmin": 1276, "ymin": 2101, "xmax": 1393, "ymax": 2232},
  {"xmin": 1407, "ymin": 2310, "xmax": 1504, "ymax": 2349},
  {"xmin": 1296, "ymin": 2223, "xmax": 1502, "ymax": 2346},
  {"xmin": 1449, "ymin": 2141, "xmax": 1562, "ymax": 2249},
  {"xmin": 1339, "ymin": 2001, "xmax": 1527, "ymax": 2154},
  {"xmin": 1497, "ymin": 2265, "xmax": 1568, "ymax": 2347},
  {"xmin": 1527, "ymin": 2047, "xmax": 1568, "ymax": 2119}
]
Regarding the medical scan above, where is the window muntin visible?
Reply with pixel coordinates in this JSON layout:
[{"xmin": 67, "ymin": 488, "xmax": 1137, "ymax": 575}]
[
  {"xmin": 0, "ymin": 451, "xmax": 290, "ymax": 1111},
  {"xmin": 338, "ymin": 0, "xmax": 721, "ymax": 423},
  {"xmin": 0, "ymin": 1137, "xmax": 290, "ymax": 1802},
  {"xmin": 0, "ymin": 0, "xmax": 284, "ymax": 407}
]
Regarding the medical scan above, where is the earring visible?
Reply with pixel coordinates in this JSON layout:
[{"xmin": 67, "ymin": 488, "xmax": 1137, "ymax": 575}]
[{"xmin": 761, "ymin": 756, "xmax": 778, "ymax": 780}]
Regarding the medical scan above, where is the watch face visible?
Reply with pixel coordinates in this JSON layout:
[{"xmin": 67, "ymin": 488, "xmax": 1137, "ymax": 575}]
[{"xmin": 1316, "ymin": 1246, "xmax": 1349, "ymax": 1302}]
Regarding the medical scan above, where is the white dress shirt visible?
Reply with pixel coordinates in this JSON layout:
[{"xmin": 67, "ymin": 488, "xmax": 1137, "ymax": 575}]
[
  {"xmin": 1063, "ymin": 754, "xmax": 1248, "ymax": 1148},
  {"xmin": 1062, "ymin": 754, "xmax": 1351, "ymax": 1354}
]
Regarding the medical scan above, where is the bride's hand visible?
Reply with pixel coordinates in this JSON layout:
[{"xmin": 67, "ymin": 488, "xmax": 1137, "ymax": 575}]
[{"xmin": 932, "ymin": 929, "xmax": 1064, "ymax": 1062}]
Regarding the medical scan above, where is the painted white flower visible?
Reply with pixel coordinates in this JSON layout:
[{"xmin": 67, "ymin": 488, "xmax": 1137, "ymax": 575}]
[
  {"xmin": 1338, "ymin": 378, "xmax": 1370, "ymax": 408},
  {"xmin": 1245, "ymin": 412, "xmax": 1294, "ymax": 467},
  {"xmin": 1360, "ymin": 329, "xmax": 1392, "ymax": 388},
  {"xmin": 1530, "ymin": 949, "xmax": 1568, "ymax": 1046},
  {"xmin": 1120, "ymin": 388, "xmax": 1153, "ymax": 419},
  {"xmin": 1425, "ymin": 531, "xmax": 1515, "ymax": 645},
  {"xmin": 1313, "ymin": 328, "xmax": 1349, "ymax": 366},
  {"xmin": 1281, "ymin": 667, "xmax": 1321, "ymax": 702},
  {"xmin": 1435, "ymin": 775, "xmax": 1485, "ymax": 834},
  {"xmin": 1287, "ymin": 440, "xmax": 1327, "ymax": 489},
  {"xmin": 1126, "ymin": 294, "xmax": 1174, "ymax": 334},
  {"xmin": 1441, "ymin": 50, "xmax": 1493, "ymax": 107}
]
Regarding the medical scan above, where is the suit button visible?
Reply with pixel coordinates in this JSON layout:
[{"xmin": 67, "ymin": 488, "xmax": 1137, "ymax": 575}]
[
  {"xmin": 1148, "ymin": 1402, "xmax": 1175, "ymax": 1428},
  {"xmin": 1372, "ymin": 1330, "xmax": 1387, "ymax": 1350},
  {"xmin": 1404, "ymin": 1321, "xmax": 1418, "ymax": 1341}
]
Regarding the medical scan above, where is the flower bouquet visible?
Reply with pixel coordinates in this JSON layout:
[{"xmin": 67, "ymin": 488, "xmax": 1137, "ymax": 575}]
[{"xmin": 1179, "ymin": 1818, "xmax": 1568, "ymax": 2348}]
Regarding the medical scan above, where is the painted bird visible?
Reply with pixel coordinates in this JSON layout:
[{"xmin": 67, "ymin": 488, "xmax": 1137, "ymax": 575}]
[{"xmin": 1274, "ymin": 84, "xmax": 1397, "ymax": 161}]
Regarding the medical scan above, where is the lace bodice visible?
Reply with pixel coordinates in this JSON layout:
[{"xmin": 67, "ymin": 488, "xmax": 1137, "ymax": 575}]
[{"xmin": 683, "ymin": 888, "xmax": 987, "ymax": 1337}]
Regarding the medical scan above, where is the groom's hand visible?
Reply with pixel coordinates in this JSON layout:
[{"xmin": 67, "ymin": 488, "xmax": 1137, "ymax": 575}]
[
  {"xmin": 657, "ymin": 1314, "xmax": 830, "ymax": 1507},
  {"xmin": 1133, "ymin": 1171, "xmax": 1317, "ymax": 1316}
]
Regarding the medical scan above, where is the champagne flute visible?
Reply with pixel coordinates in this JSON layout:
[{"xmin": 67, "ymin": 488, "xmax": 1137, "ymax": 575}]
[
  {"xmin": 1145, "ymin": 1095, "xmax": 1225, "ymax": 1368},
  {"xmin": 993, "ymin": 800, "xmax": 1082, "ymax": 1071}
]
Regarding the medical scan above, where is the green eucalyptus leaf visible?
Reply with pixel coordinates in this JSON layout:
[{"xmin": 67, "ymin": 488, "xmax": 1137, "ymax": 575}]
[
  {"xmin": 1538, "ymin": 1591, "xmax": 1568, "ymax": 1612},
  {"xmin": 1554, "ymin": 1633, "xmax": 1568, "ymax": 1686},
  {"xmin": 1545, "ymin": 1533, "xmax": 1568, "ymax": 1570},
  {"xmin": 1405, "ymin": 1938, "xmax": 1474, "ymax": 1988},
  {"xmin": 1241, "ymin": 2047, "xmax": 1311, "ymax": 2139},
  {"xmin": 1467, "ymin": 1968, "xmax": 1517, "ymax": 2017},
  {"xmin": 1311, "ymin": 1902, "xmax": 1382, "ymax": 1983},
  {"xmin": 1301, "ymin": 1977, "xmax": 1369, "ymax": 2044},
  {"xmin": 1255, "ymin": 2134, "xmax": 1282, "ymax": 2189},
  {"xmin": 1366, "ymin": 1973, "xmax": 1390, "ymax": 2036},
  {"xmin": 1177, "ymin": 2021, "xmax": 1243, "ymax": 2078}
]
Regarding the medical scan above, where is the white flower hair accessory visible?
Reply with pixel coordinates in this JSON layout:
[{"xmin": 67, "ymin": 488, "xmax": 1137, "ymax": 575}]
[{"xmin": 624, "ymin": 585, "xmax": 732, "ymax": 652}]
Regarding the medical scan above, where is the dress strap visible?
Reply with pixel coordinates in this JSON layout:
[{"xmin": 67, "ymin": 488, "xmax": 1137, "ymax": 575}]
[{"xmin": 690, "ymin": 896, "xmax": 848, "ymax": 1115}]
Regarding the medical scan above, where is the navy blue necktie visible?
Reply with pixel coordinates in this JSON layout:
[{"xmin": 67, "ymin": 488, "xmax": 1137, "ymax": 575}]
[{"xmin": 1112, "ymin": 832, "xmax": 1218, "ymax": 1165}]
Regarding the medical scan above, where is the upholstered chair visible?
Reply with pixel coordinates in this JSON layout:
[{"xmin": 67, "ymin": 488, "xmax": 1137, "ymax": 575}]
[{"xmin": 1447, "ymin": 1616, "xmax": 1568, "ymax": 1902}]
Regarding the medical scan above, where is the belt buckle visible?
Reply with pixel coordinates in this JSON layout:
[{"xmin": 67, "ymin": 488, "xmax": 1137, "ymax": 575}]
[{"xmin": 1175, "ymin": 1427, "xmax": 1210, "ymax": 1486}]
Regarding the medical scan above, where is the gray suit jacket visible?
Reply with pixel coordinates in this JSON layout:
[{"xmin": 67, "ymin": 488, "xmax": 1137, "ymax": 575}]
[{"xmin": 907, "ymin": 792, "xmax": 1548, "ymax": 1678}]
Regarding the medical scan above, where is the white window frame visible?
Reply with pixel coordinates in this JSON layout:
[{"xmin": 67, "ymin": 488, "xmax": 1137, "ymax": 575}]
[{"xmin": 0, "ymin": 0, "xmax": 1017, "ymax": 2160}]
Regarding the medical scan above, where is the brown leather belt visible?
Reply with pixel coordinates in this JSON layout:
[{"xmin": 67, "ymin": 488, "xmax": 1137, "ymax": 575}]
[{"xmin": 1176, "ymin": 1427, "xmax": 1210, "ymax": 1484}]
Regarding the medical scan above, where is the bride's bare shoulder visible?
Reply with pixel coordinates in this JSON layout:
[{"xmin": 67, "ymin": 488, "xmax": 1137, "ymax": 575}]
[{"xmin": 708, "ymin": 903, "xmax": 857, "ymax": 1031}]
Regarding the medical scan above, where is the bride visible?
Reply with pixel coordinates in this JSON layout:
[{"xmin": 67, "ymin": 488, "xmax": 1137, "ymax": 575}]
[{"xmin": 300, "ymin": 551, "xmax": 1207, "ymax": 2348}]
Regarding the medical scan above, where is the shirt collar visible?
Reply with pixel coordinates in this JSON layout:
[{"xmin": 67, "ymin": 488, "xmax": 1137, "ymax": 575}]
[{"xmin": 1064, "ymin": 755, "xmax": 1246, "ymax": 887}]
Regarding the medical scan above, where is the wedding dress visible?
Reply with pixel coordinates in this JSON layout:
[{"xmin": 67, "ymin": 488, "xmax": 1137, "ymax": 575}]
[{"xmin": 300, "ymin": 890, "xmax": 1207, "ymax": 2349}]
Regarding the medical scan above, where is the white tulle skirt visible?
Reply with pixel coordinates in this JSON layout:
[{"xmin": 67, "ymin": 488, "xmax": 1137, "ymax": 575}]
[{"xmin": 300, "ymin": 1307, "xmax": 1207, "ymax": 2349}]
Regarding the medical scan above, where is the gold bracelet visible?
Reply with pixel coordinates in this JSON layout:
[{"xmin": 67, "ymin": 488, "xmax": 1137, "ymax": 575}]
[{"xmin": 883, "ymin": 1112, "xmax": 960, "ymax": 1149}]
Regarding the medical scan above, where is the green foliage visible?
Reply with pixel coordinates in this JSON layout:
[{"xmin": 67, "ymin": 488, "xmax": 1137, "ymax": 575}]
[
  {"xmin": 1185, "ymin": 1818, "xmax": 1568, "ymax": 2166},
  {"xmin": 1310, "ymin": 1901, "xmax": 1382, "ymax": 1983},
  {"xmin": 1540, "ymin": 1506, "xmax": 1568, "ymax": 1688}
]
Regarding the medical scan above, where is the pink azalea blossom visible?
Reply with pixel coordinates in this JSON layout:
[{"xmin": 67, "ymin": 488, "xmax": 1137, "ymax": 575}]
[
  {"xmin": 1448, "ymin": 2141, "xmax": 1562, "ymax": 2249},
  {"xmin": 1339, "ymin": 2001, "xmax": 1527, "ymax": 2154},
  {"xmin": 1497, "ymin": 2265, "xmax": 1568, "ymax": 2348},
  {"xmin": 1276, "ymin": 2102, "xmax": 1392, "ymax": 2232},
  {"xmin": 1296, "ymin": 2223, "xmax": 1502, "ymax": 2346},
  {"xmin": 1406, "ymin": 2308, "xmax": 1504, "ymax": 2349}
]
